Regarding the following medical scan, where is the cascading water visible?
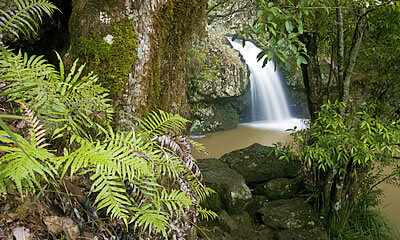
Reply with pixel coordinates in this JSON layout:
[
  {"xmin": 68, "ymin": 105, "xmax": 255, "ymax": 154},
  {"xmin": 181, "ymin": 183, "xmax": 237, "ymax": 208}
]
[{"xmin": 228, "ymin": 38, "xmax": 306, "ymax": 131}]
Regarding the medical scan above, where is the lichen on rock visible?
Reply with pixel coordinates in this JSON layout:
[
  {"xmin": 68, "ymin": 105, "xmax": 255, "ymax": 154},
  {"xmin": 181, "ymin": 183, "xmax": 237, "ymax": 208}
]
[{"xmin": 186, "ymin": 26, "xmax": 250, "ymax": 134}]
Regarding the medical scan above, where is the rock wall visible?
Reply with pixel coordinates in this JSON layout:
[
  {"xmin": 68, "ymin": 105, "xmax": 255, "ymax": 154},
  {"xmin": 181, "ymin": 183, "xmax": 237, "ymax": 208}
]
[{"xmin": 187, "ymin": 27, "xmax": 250, "ymax": 134}]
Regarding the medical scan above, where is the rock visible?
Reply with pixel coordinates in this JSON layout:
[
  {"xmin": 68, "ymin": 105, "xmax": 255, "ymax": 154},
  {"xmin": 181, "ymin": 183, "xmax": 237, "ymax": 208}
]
[
  {"xmin": 12, "ymin": 226, "xmax": 32, "ymax": 240},
  {"xmin": 198, "ymin": 159, "xmax": 252, "ymax": 214},
  {"xmin": 231, "ymin": 211, "xmax": 253, "ymax": 234},
  {"xmin": 254, "ymin": 178, "xmax": 303, "ymax": 200},
  {"xmin": 277, "ymin": 228, "xmax": 328, "ymax": 240},
  {"xmin": 251, "ymin": 225, "xmax": 275, "ymax": 240},
  {"xmin": 257, "ymin": 199, "xmax": 320, "ymax": 230},
  {"xmin": 219, "ymin": 211, "xmax": 240, "ymax": 233},
  {"xmin": 197, "ymin": 225, "xmax": 233, "ymax": 240},
  {"xmin": 44, "ymin": 216, "xmax": 79, "ymax": 239},
  {"xmin": 189, "ymin": 102, "xmax": 240, "ymax": 134},
  {"xmin": 220, "ymin": 143, "xmax": 300, "ymax": 183},
  {"xmin": 187, "ymin": 28, "xmax": 250, "ymax": 134},
  {"xmin": 188, "ymin": 30, "xmax": 249, "ymax": 103},
  {"xmin": 245, "ymin": 195, "xmax": 269, "ymax": 219}
]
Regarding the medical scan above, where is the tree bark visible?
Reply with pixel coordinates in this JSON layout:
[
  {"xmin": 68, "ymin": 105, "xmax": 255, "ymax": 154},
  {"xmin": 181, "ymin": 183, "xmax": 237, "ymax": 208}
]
[
  {"xmin": 343, "ymin": 8, "xmax": 367, "ymax": 102},
  {"xmin": 336, "ymin": 5, "xmax": 345, "ymax": 101},
  {"xmin": 300, "ymin": 32, "xmax": 323, "ymax": 121},
  {"xmin": 66, "ymin": 0, "xmax": 207, "ymax": 128}
]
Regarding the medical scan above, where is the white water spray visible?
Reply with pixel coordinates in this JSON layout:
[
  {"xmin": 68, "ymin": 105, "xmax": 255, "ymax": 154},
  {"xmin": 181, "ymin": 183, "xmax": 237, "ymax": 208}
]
[{"xmin": 228, "ymin": 38, "xmax": 306, "ymax": 131}]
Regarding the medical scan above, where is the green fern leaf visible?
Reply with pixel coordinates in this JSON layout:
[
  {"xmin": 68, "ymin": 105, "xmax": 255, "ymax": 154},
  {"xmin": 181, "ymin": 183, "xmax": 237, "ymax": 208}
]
[
  {"xmin": 0, "ymin": 0, "xmax": 57, "ymax": 40},
  {"xmin": 137, "ymin": 110, "xmax": 188, "ymax": 136},
  {"xmin": 130, "ymin": 207, "xmax": 169, "ymax": 238}
]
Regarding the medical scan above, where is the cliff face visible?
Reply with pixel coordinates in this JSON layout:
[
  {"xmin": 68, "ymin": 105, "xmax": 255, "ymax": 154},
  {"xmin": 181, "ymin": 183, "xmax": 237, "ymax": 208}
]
[
  {"xmin": 66, "ymin": 0, "xmax": 207, "ymax": 127},
  {"xmin": 187, "ymin": 27, "xmax": 250, "ymax": 134}
]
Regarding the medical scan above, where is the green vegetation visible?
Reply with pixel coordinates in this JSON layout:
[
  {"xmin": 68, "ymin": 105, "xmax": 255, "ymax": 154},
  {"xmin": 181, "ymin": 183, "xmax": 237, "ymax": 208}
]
[
  {"xmin": 0, "ymin": 1, "xmax": 215, "ymax": 238},
  {"xmin": 72, "ymin": 20, "xmax": 138, "ymax": 98},
  {"xmin": 186, "ymin": 43, "xmax": 220, "ymax": 91},
  {"xmin": 274, "ymin": 101, "xmax": 400, "ymax": 239}
]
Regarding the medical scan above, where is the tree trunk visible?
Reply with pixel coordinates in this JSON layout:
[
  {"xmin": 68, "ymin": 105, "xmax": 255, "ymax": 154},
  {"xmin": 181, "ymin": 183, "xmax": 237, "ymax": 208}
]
[
  {"xmin": 343, "ymin": 8, "xmax": 367, "ymax": 102},
  {"xmin": 336, "ymin": 5, "xmax": 345, "ymax": 101},
  {"xmin": 300, "ymin": 32, "xmax": 323, "ymax": 121},
  {"xmin": 65, "ymin": 0, "xmax": 207, "ymax": 127}
]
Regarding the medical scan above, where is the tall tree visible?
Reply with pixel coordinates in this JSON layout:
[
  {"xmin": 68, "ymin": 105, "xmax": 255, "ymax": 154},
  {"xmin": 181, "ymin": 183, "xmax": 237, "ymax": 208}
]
[{"xmin": 64, "ymin": 0, "xmax": 207, "ymax": 127}]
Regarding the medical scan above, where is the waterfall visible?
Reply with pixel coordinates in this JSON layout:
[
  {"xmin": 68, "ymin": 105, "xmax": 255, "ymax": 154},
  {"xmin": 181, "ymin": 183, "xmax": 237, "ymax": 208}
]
[{"xmin": 228, "ymin": 37, "xmax": 306, "ymax": 131}]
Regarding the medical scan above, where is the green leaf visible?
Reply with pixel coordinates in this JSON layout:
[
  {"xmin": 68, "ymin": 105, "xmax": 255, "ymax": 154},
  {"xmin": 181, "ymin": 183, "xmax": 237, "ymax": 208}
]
[
  {"xmin": 285, "ymin": 21, "xmax": 293, "ymax": 33},
  {"xmin": 296, "ymin": 55, "xmax": 307, "ymax": 66}
]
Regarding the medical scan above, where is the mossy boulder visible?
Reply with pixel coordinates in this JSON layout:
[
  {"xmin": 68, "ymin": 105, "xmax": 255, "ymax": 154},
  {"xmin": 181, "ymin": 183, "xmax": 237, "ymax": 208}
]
[
  {"xmin": 189, "ymin": 101, "xmax": 239, "ymax": 134},
  {"xmin": 187, "ymin": 27, "xmax": 250, "ymax": 134},
  {"xmin": 257, "ymin": 199, "xmax": 320, "ymax": 230},
  {"xmin": 245, "ymin": 195, "xmax": 269, "ymax": 219},
  {"xmin": 220, "ymin": 143, "xmax": 301, "ymax": 184},
  {"xmin": 197, "ymin": 158, "xmax": 252, "ymax": 214},
  {"xmin": 254, "ymin": 178, "xmax": 303, "ymax": 201},
  {"xmin": 277, "ymin": 228, "xmax": 328, "ymax": 240}
]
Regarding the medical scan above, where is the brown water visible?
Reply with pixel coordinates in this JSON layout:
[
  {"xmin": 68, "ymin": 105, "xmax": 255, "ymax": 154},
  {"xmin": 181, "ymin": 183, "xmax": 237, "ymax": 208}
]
[{"xmin": 193, "ymin": 125, "xmax": 400, "ymax": 227}]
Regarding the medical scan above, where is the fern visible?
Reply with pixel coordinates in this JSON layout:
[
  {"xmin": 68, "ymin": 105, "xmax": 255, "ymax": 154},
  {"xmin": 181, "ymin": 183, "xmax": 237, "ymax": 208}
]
[
  {"xmin": 0, "ymin": 106, "xmax": 55, "ymax": 198},
  {"xmin": 198, "ymin": 206, "xmax": 218, "ymax": 221},
  {"xmin": 130, "ymin": 207, "xmax": 169, "ymax": 238},
  {"xmin": 0, "ymin": 0, "xmax": 57, "ymax": 42},
  {"xmin": 0, "ymin": 49, "xmax": 114, "ymax": 143},
  {"xmin": 136, "ymin": 110, "xmax": 188, "ymax": 136}
]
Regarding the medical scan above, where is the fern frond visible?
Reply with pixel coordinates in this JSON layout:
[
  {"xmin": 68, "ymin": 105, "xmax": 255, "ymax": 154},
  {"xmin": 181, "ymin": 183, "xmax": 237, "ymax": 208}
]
[
  {"xmin": 154, "ymin": 189, "xmax": 193, "ymax": 216},
  {"xmin": 0, "ymin": 177, "xmax": 6, "ymax": 197},
  {"xmin": 137, "ymin": 110, "xmax": 188, "ymax": 136},
  {"xmin": 197, "ymin": 206, "xmax": 218, "ymax": 221},
  {"xmin": 21, "ymin": 102, "xmax": 49, "ymax": 148},
  {"xmin": 0, "ymin": 0, "xmax": 57, "ymax": 40},
  {"xmin": 90, "ymin": 172, "xmax": 131, "ymax": 225},
  {"xmin": 187, "ymin": 138, "xmax": 208, "ymax": 155},
  {"xmin": 0, "ymin": 129, "xmax": 54, "ymax": 197},
  {"xmin": 130, "ymin": 207, "xmax": 169, "ymax": 239}
]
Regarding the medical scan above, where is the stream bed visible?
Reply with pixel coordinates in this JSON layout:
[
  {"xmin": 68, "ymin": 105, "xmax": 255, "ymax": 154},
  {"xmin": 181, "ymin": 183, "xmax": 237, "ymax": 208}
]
[{"xmin": 193, "ymin": 125, "xmax": 400, "ymax": 228}]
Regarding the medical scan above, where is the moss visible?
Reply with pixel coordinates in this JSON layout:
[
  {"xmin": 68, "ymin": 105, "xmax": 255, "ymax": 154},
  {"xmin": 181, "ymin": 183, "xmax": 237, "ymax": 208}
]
[
  {"xmin": 142, "ymin": 0, "xmax": 207, "ymax": 117},
  {"xmin": 186, "ymin": 44, "xmax": 221, "ymax": 91},
  {"xmin": 71, "ymin": 19, "xmax": 138, "ymax": 98}
]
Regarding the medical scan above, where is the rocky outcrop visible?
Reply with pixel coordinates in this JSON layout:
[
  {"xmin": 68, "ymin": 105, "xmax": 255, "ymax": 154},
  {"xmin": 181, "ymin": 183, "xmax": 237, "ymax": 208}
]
[
  {"xmin": 219, "ymin": 143, "xmax": 301, "ymax": 184},
  {"xmin": 254, "ymin": 177, "xmax": 303, "ymax": 200},
  {"xmin": 197, "ymin": 159, "xmax": 252, "ymax": 214},
  {"xmin": 197, "ymin": 144, "xmax": 327, "ymax": 240},
  {"xmin": 187, "ymin": 27, "xmax": 250, "ymax": 134}
]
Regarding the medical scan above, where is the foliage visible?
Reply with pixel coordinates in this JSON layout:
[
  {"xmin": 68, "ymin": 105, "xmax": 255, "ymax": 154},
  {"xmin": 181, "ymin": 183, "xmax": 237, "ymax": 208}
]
[
  {"xmin": 354, "ymin": 4, "xmax": 400, "ymax": 108},
  {"xmin": 233, "ymin": 0, "xmax": 308, "ymax": 69},
  {"xmin": 0, "ymin": 104, "xmax": 55, "ymax": 198},
  {"xmin": 274, "ymin": 101, "xmax": 400, "ymax": 223},
  {"xmin": 0, "ymin": 48, "xmax": 114, "ymax": 144},
  {"xmin": 0, "ymin": 1, "xmax": 215, "ymax": 239},
  {"xmin": 0, "ymin": 0, "xmax": 57, "ymax": 45},
  {"xmin": 56, "ymin": 110, "xmax": 215, "ymax": 238}
]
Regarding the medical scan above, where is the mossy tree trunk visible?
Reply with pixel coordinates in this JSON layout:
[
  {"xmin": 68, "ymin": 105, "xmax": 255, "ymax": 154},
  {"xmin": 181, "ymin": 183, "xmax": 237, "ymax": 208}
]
[{"xmin": 65, "ymin": 0, "xmax": 207, "ymax": 128}]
